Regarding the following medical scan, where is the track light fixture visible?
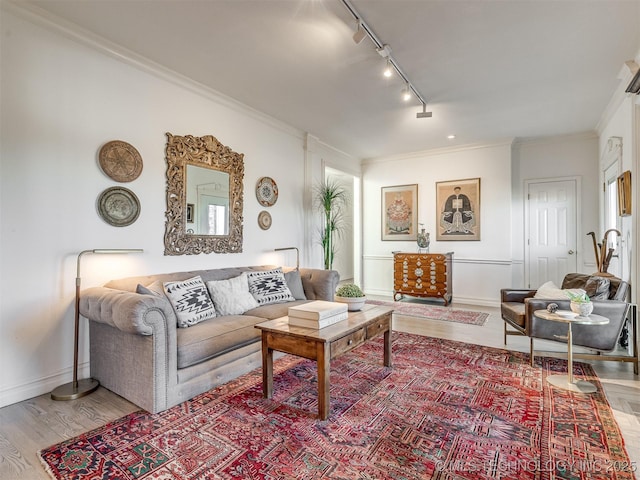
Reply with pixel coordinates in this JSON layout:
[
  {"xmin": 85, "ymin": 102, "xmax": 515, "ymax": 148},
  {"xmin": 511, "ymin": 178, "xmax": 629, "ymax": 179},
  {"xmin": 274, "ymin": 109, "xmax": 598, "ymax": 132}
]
[
  {"xmin": 402, "ymin": 85, "xmax": 411, "ymax": 102},
  {"xmin": 341, "ymin": 0, "xmax": 431, "ymax": 119},
  {"xmin": 383, "ymin": 59, "xmax": 393, "ymax": 78},
  {"xmin": 352, "ymin": 21, "xmax": 366, "ymax": 44}
]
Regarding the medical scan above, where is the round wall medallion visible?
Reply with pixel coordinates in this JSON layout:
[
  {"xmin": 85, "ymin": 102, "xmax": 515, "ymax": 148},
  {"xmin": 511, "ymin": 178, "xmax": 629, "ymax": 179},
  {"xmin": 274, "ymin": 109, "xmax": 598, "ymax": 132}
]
[
  {"xmin": 255, "ymin": 176, "xmax": 278, "ymax": 207},
  {"xmin": 99, "ymin": 140, "xmax": 143, "ymax": 182},
  {"xmin": 258, "ymin": 210, "xmax": 272, "ymax": 230},
  {"xmin": 97, "ymin": 187, "xmax": 141, "ymax": 227}
]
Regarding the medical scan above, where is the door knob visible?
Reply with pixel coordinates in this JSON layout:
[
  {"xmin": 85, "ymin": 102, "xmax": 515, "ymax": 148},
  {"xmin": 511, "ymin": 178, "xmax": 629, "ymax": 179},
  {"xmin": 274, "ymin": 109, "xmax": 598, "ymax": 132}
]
[{"xmin": 568, "ymin": 250, "xmax": 575, "ymax": 254}]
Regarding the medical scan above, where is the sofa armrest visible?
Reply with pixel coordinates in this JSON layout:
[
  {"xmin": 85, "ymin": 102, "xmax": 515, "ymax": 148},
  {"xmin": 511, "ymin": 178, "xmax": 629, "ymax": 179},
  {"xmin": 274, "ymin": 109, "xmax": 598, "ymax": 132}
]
[
  {"xmin": 298, "ymin": 268, "xmax": 340, "ymax": 301},
  {"xmin": 500, "ymin": 288, "xmax": 536, "ymax": 303},
  {"xmin": 79, "ymin": 286, "xmax": 176, "ymax": 335}
]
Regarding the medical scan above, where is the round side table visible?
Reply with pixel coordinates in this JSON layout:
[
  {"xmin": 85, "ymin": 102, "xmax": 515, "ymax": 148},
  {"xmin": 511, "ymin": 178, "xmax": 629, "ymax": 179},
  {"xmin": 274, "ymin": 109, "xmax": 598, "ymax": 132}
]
[{"xmin": 533, "ymin": 310, "xmax": 609, "ymax": 394}]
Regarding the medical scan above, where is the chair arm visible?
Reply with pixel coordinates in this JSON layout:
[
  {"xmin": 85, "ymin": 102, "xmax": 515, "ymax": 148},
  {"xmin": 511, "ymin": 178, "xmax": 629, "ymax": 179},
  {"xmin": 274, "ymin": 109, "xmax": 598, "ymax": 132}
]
[
  {"xmin": 79, "ymin": 286, "xmax": 176, "ymax": 336},
  {"xmin": 500, "ymin": 288, "xmax": 537, "ymax": 303},
  {"xmin": 527, "ymin": 299, "xmax": 629, "ymax": 352}
]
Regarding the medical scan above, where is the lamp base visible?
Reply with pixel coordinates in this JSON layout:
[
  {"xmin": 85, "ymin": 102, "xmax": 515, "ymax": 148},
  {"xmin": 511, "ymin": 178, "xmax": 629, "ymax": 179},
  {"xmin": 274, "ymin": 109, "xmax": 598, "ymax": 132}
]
[{"xmin": 51, "ymin": 378, "xmax": 100, "ymax": 401}]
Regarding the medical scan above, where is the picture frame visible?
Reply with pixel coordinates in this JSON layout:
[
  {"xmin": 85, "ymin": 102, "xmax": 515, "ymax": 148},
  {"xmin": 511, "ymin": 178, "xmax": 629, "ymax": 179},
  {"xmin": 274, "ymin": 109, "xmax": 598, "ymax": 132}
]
[
  {"xmin": 436, "ymin": 177, "xmax": 480, "ymax": 241},
  {"xmin": 186, "ymin": 203, "xmax": 195, "ymax": 223},
  {"xmin": 381, "ymin": 184, "xmax": 418, "ymax": 241},
  {"xmin": 617, "ymin": 170, "xmax": 631, "ymax": 216}
]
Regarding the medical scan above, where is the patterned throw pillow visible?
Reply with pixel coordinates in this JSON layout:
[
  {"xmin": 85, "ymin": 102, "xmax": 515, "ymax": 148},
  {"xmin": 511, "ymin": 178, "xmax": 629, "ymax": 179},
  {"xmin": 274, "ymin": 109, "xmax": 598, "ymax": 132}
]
[
  {"xmin": 246, "ymin": 268, "xmax": 296, "ymax": 305},
  {"xmin": 163, "ymin": 276, "xmax": 216, "ymax": 328},
  {"xmin": 206, "ymin": 273, "xmax": 258, "ymax": 316}
]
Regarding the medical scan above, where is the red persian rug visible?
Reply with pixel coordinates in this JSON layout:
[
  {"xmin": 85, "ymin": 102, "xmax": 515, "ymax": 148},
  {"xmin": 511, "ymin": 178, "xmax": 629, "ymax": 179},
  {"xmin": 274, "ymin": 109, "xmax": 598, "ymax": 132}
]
[
  {"xmin": 366, "ymin": 298, "xmax": 489, "ymax": 325},
  {"xmin": 39, "ymin": 333, "xmax": 635, "ymax": 479}
]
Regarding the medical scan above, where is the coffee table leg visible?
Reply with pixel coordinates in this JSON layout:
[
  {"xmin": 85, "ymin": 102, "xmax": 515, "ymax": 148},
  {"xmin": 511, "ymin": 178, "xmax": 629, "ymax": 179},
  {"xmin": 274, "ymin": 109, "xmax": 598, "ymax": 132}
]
[
  {"xmin": 262, "ymin": 335, "xmax": 273, "ymax": 399},
  {"xmin": 317, "ymin": 342, "xmax": 330, "ymax": 420},
  {"xmin": 384, "ymin": 328, "xmax": 392, "ymax": 367}
]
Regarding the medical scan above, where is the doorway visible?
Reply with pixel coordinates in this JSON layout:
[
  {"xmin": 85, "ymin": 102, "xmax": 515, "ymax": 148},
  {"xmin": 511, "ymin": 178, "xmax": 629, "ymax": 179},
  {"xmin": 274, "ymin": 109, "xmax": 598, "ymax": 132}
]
[{"xmin": 525, "ymin": 177, "xmax": 579, "ymax": 288}]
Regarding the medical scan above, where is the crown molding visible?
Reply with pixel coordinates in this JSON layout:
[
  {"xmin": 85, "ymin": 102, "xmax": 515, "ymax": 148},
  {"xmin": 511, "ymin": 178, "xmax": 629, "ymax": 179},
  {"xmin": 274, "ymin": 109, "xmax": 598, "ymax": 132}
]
[
  {"xmin": 512, "ymin": 131, "xmax": 598, "ymax": 147},
  {"xmin": 361, "ymin": 138, "xmax": 515, "ymax": 165},
  {"xmin": 2, "ymin": 1, "xmax": 304, "ymax": 141}
]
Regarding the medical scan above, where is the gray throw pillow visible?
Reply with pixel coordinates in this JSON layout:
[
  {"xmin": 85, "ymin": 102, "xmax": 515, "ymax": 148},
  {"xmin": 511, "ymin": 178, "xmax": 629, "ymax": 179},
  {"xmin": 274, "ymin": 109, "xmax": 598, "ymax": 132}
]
[
  {"xmin": 584, "ymin": 276, "xmax": 611, "ymax": 300},
  {"xmin": 284, "ymin": 269, "xmax": 306, "ymax": 300}
]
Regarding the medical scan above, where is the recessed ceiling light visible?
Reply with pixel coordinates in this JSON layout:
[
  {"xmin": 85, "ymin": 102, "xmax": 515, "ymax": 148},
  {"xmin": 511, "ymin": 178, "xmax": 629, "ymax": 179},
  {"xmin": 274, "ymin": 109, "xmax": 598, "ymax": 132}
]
[{"xmin": 447, "ymin": 135, "xmax": 456, "ymax": 139}]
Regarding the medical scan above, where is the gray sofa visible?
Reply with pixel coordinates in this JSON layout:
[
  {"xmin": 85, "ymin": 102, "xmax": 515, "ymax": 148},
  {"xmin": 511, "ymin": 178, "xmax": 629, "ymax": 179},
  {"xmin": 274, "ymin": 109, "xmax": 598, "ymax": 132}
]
[{"xmin": 80, "ymin": 265, "xmax": 340, "ymax": 413}]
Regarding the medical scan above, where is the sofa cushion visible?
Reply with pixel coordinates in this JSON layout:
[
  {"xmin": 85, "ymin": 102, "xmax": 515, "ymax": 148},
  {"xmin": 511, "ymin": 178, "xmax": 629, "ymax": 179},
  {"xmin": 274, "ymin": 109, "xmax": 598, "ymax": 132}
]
[
  {"xmin": 244, "ymin": 299, "xmax": 311, "ymax": 320},
  {"xmin": 206, "ymin": 273, "xmax": 258, "ymax": 316},
  {"xmin": 163, "ymin": 276, "xmax": 217, "ymax": 328},
  {"xmin": 501, "ymin": 302, "xmax": 526, "ymax": 329},
  {"xmin": 246, "ymin": 268, "xmax": 295, "ymax": 305},
  {"xmin": 176, "ymin": 315, "xmax": 263, "ymax": 369}
]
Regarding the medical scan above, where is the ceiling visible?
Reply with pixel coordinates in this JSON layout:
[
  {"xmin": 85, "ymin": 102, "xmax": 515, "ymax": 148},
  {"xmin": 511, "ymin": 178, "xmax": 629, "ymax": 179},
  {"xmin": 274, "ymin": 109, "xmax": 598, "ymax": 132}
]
[{"xmin": 25, "ymin": 0, "xmax": 640, "ymax": 159}]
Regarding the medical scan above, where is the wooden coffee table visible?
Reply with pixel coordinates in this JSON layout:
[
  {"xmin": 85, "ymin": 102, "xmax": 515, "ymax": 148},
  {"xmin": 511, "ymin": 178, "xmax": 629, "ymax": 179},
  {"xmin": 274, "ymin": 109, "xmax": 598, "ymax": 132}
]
[{"xmin": 255, "ymin": 304, "xmax": 393, "ymax": 420}]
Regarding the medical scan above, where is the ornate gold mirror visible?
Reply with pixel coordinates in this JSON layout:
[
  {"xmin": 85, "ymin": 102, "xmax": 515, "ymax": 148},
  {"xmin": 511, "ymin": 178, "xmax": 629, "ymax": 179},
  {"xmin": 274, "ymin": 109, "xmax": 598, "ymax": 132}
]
[{"xmin": 164, "ymin": 133, "xmax": 244, "ymax": 255}]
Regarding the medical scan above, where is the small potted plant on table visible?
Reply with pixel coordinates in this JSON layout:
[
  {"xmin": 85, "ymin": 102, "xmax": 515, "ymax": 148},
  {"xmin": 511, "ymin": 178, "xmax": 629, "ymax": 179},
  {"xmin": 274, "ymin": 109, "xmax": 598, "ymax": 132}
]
[
  {"xmin": 335, "ymin": 283, "xmax": 366, "ymax": 311},
  {"xmin": 567, "ymin": 291, "xmax": 593, "ymax": 317}
]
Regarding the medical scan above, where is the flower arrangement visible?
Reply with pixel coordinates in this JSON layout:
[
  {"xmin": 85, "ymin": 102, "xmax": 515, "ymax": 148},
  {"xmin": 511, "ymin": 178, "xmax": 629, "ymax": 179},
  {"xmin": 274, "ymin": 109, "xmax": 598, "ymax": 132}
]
[{"xmin": 335, "ymin": 283, "xmax": 364, "ymax": 298}]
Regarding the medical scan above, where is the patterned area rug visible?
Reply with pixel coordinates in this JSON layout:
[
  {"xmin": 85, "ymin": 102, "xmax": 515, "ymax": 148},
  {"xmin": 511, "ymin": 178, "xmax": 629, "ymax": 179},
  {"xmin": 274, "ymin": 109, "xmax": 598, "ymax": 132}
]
[
  {"xmin": 39, "ymin": 333, "xmax": 634, "ymax": 479},
  {"xmin": 366, "ymin": 298, "xmax": 489, "ymax": 325}
]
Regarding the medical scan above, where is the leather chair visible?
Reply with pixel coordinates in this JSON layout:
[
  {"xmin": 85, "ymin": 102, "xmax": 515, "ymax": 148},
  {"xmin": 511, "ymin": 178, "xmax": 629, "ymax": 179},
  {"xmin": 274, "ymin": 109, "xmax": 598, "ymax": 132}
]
[{"xmin": 501, "ymin": 273, "xmax": 638, "ymax": 374}]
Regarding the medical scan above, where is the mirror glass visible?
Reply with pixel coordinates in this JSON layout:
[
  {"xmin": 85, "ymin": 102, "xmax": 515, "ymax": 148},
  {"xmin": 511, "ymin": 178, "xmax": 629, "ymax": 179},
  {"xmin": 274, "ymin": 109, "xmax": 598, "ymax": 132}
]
[
  {"xmin": 186, "ymin": 165, "xmax": 230, "ymax": 235},
  {"xmin": 164, "ymin": 133, "xmax": 244, "ymax": 255}
]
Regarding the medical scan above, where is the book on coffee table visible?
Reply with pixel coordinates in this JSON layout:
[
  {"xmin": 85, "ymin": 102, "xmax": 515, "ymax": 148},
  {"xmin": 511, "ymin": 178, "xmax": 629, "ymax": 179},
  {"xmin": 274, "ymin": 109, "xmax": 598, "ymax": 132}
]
[
  {"xmin": 288, "ymin": 300, "xmax": 347, "ymax": 320},
  {"xmin": 288, "ymin": 310, "xmax": 349, "ymax": 329}
]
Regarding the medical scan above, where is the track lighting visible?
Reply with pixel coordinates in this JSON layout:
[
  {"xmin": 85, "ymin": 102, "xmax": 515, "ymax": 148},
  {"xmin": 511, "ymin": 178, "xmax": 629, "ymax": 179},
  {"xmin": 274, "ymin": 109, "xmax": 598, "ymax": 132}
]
[
  {"xmin": 341, "ymin": 0, "xmax": 432, "ymax": 120},
  {"xmin": 352, "ymin": 21, "xmax": 366, "ymax": 44},
  {"xmin": 383, "ymin": 59, "xmax": 393, "ymax": 78},
  {"xmin": 402, "ymin": 85, "xmax": 411, "ymax": 102}
]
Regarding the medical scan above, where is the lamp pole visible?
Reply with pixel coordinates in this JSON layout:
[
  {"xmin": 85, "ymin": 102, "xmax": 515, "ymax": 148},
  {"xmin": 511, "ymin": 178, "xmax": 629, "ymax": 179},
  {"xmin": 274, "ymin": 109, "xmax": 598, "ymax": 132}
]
[
  {"xmin": 51, "ymin": 249, "xmax": 143, "ymax": 401},
  {"xmin": 274, "ymin": 247, "xmax": 299, "ymax": 270}
]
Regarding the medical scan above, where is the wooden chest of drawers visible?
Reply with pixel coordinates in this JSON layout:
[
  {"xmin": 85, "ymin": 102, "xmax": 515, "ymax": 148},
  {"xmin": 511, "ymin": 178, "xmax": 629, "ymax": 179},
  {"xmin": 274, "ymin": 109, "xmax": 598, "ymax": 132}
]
[{"xmin": 393, "ymin": 252, "xmax": 453, "ymax": 305}]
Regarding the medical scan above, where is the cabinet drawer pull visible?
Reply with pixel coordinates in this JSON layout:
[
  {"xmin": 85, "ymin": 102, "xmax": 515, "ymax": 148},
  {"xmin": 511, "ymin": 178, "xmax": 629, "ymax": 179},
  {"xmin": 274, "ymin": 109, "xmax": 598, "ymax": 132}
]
[{"xmin": 347, "ymin": 339, "xmax": 353, "ymax": 345}]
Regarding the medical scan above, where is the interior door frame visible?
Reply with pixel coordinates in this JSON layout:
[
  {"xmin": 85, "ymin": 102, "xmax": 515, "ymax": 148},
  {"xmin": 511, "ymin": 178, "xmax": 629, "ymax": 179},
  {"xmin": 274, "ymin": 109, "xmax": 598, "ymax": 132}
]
[{"xmin": 524, "ymin": 175, "xmax": 582, "ymax": 289}]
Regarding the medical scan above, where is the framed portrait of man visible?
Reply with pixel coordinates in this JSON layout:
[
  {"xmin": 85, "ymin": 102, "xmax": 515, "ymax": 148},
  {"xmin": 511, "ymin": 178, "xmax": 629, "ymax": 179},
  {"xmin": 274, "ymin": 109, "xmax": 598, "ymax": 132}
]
[{"xmin": 436, "ymin": 178, "xmax": 480, "ymax": 241}]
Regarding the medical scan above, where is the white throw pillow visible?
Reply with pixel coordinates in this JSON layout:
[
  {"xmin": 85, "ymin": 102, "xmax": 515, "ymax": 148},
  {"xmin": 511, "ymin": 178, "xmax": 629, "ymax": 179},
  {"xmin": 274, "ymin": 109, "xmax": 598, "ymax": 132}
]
[
  {"xmin": 246, "ymin": 268, "xmax": 295, "ymax": 305},
  {"xmin": 163, "ymin": 276, "xmax": 217, "ymax": 328},
  {"xmin": 534, "ymin": 281, "xmax": 586, "ymax": 300},
  {"xmin": 206, "ymin": 273, "xmax": 258, "ymax": 316}
]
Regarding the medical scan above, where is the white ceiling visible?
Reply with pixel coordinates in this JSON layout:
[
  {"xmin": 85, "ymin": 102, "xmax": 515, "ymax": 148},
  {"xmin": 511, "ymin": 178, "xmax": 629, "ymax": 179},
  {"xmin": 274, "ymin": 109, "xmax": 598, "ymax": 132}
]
[{"xmin": 25, "ymin": 0, "xmax": 640, "ymax": 159}]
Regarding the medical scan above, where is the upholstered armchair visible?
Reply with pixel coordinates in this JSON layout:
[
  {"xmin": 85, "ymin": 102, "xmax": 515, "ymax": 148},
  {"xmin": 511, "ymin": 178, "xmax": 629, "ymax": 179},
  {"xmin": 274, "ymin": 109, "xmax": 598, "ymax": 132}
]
[{"xmin": 501, "ymin": 273, "xmax": 638, "ymax": 374}]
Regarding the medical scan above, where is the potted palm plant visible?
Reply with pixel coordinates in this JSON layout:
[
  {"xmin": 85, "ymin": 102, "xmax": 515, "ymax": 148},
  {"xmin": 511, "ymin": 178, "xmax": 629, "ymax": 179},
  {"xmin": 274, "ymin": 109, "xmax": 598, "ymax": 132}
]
[
  {"xmin": 335, "ymin": 283, "xmax": 366, "ymax": 311},
  {"xmin": 314, "ymin": 178, "xmax": 349, "ymax": 270}
]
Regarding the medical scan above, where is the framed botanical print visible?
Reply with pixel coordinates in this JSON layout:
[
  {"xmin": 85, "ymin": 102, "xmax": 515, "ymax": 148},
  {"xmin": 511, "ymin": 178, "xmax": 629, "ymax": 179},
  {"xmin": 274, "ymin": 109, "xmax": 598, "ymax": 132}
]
[
  {"xmin": 436, "ymin": 178, "xmax": 480, "ymax": 241},
  {"xmin": 381, "ymin": 184, "xmax": 418, "ymax": 241}
]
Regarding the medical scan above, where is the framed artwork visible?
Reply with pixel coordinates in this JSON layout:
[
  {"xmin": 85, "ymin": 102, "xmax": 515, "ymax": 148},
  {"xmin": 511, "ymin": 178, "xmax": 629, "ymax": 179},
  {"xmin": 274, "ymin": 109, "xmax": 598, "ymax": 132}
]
[
  {"xmin": 186, "ymin": 203, "xmax": 195, "ymax": 223},
  {"xmin": 436, "ymin": 177, "xmax": 480, "ymax": 241},
  {"xmin": 381, "ymin": 184, "xmax": 418, "ymax": 241},
  {"xmin": 617, "ymin": 170, "xmax": 631, "ymax": 216}
]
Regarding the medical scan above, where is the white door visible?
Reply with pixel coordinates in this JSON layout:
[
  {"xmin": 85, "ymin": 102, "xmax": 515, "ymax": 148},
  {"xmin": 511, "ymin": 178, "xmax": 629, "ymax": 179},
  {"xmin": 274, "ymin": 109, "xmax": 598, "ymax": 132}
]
[{"xmin": 527, "ymin": 179, "xmax": 578, "ymax": 288}]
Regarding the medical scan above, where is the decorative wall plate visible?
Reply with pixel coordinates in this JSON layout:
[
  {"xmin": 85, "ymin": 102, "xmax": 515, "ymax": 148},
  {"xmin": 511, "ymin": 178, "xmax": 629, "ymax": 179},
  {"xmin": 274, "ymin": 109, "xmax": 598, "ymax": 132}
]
[
  {"xmin": 97, "ymin": 187, "xmax": 140, "ymax": 227},
  {"xmin": 255, "ymin": 176, "xmax": 278, "ymax": 207},
  {"xmin": 258, "ymin": 210, "xmax": 272, "ymax": 230},
  {"xmin": 99, "ymin": 140, "xmax": 143, "ymax": 182}
]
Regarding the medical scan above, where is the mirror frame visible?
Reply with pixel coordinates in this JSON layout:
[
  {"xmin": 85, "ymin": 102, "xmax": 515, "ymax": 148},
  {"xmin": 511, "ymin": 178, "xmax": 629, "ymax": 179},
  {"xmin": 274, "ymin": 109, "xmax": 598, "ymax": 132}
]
[{"xmin": 164, "ymin": 132, "xmax": 244, "ymax": 255}]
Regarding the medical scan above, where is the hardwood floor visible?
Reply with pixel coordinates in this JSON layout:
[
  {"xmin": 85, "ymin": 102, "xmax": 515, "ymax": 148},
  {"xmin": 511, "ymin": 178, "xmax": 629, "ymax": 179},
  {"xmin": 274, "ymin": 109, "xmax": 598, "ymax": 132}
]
[{"xmin": 1, "ymin": 301, "xmax": 638, "ymax": 479}]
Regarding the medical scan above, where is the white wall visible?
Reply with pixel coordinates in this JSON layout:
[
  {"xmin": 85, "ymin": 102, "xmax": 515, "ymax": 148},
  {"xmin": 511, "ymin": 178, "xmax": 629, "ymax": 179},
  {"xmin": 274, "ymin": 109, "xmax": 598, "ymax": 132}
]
[
  {"xmin": 511, "ymin": 133, "xmax": 601, "ymax": 286},
  {"xmin": 0, "ymin": 9, "xmax": 312, "ymax": 407},
  {"xmin": 362, "ymin": 141, "xmax": 513, "ymax": 306}
]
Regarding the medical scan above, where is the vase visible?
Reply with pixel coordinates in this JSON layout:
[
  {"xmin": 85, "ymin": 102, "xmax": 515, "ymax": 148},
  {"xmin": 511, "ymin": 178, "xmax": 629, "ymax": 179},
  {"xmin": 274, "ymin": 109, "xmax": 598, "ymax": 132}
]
[
  {"xmin": 335, "ymin": 295, "xmax": 366, "ymax": 311},
  {"xmin": 417, "ymin": 228, "xmax": 430, "ymax": 252},
  {"xmin": 570, "ymin": 301, "xmax": 593, "ymax": 317}
]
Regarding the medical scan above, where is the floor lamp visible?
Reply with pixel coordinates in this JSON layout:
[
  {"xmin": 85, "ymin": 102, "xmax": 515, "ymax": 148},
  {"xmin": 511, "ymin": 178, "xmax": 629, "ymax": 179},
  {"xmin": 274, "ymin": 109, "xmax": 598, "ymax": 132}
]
[
  {"xmin": 274, "ymin": 246, "xmax": 299, "ymax": 270},
  {"xmin": 51, "ymin": 248, "xmax": 143, "ymax": 401}
]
